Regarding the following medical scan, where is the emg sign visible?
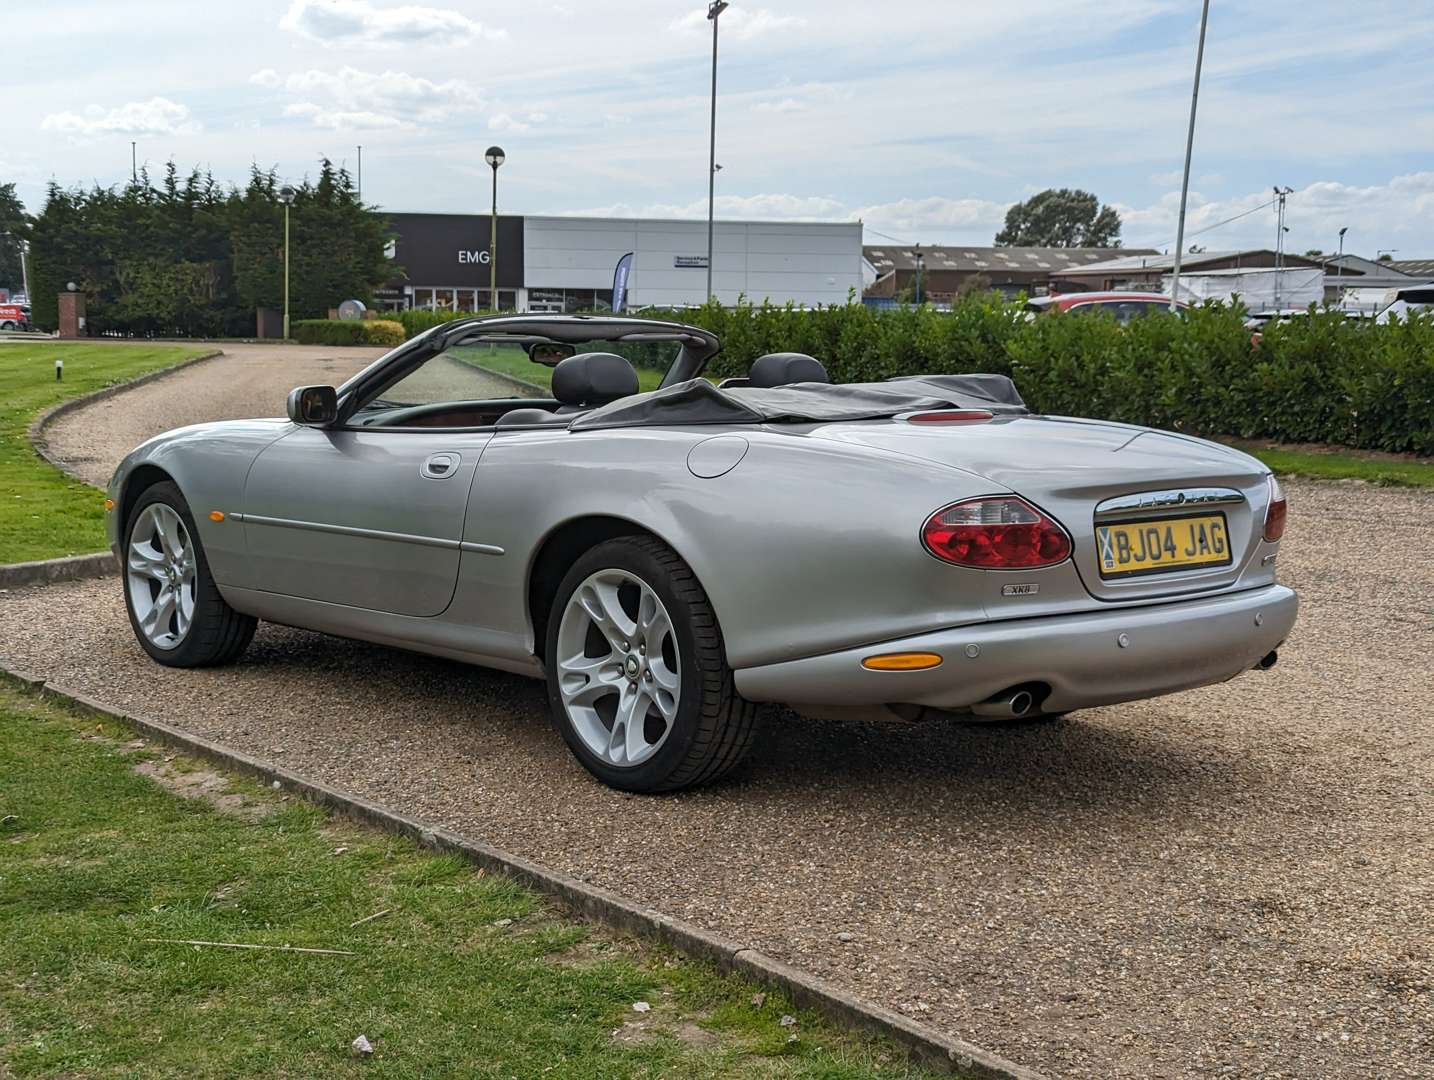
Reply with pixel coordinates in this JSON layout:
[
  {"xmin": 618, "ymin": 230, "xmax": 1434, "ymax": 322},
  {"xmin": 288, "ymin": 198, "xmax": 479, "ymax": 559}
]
[{"xmin": 458, "ymin": 249, "xmax": 492, "ymax": 265}]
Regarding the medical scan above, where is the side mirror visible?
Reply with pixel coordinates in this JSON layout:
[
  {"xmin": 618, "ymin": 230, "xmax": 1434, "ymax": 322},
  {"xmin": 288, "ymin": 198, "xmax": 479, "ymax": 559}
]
[
  {"xmin": 527, "ymin": 342, "xmax": 576, "ymax": 367},
  {"xmin": 287, "ymin": 385, "xmax": 338, "ymax": 427}
]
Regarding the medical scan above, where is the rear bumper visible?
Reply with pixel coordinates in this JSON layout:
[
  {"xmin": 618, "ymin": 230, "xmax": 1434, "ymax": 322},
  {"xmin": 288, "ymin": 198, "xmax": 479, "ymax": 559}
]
[{"xmin": 733, "ymin": 584, "xmax": 1298, "ymax": 714}]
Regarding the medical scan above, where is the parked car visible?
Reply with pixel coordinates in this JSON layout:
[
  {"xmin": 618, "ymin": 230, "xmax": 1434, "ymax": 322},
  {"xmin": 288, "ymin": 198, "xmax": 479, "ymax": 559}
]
[
  {"xmin": 1374, "ymin": 284, "xmax": 1434, "ymax": 324},
  {"xmin": 1025, "ymin": 292, "xmax": 1190, "ymax": 325},
  {"xmin": 0, "ymin": 303, "xmax": 30, "ymax": 331},
  {"xmin": 107, "ymin": 315, "xmax": 1297, "ymax": 792}
]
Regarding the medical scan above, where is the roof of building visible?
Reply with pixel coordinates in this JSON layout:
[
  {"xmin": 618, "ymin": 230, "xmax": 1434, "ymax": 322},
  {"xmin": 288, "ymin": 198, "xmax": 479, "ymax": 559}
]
[
  {"xmin": 1320, "ymin": 255, "xmax": 1423, "ymax": 290},
  {"xmin": 1051, "ymin": 249, "xmax": 1327, "ymax": 277},
  {"xmin": 1386, "ymin": 258, "xmax": 1434, "ymax": 278},
  {"xmin": 862, "ymin": 245, "xmax": 1151, "ymax": 275}
]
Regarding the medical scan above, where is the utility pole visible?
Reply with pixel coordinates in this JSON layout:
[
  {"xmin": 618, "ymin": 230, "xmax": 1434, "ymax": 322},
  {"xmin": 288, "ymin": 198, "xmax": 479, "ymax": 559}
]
[
  {"xmin": 705, "ymin": 0, "xmax": 728, "ymax": 304},
  {"xmin": 278, "ymin": 186, "xmax": 296, "ymax": 338},
  {"xmin": 131, "ymin": 141, "xmax": 137, "ymax": 184},
  {"xmin": 1272, "ymin": 185, "xmax": 1293, "ymax": 308},
  {"xmin": 1168, "ymin": 0, "xmax": 1210, "ymax": 312},
  {"xmin": 356, "ymin": 145, "xmax": 363, "ymax": 201}
]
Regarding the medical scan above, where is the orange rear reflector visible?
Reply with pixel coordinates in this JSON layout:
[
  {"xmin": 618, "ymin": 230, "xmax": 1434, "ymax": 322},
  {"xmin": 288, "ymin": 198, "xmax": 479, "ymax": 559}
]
[
  {"xmin": 209, "ymin": 510, "xmax": 225, "ymax": 522},
  {"xmin": 861, "ymin": 652, "xmax": 943, "ymax": 671},
  {"xmin": 103, "ymin": 499, "xmax": 115, "ymax": 511}
]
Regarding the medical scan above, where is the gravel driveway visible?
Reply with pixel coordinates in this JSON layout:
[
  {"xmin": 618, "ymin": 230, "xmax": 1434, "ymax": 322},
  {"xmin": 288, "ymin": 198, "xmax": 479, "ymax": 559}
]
[
  {"xmin": 5, "ymin": 353, "xmax": 1431, "ymax": 1078},
  {"xmin": 41, "ymin": 343, "xmax": 521, "ymax": 488}
]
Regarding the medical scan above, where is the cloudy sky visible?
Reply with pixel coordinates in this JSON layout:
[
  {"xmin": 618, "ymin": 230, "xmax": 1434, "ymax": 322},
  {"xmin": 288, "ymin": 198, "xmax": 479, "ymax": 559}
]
[{"xmin": 8, "ymin": 0, "xmax": 1434, "ymax": 254}]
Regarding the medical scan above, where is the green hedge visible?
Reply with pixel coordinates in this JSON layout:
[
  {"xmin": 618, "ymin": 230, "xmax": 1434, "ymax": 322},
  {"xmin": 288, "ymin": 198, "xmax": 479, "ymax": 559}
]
[
  {"xmin": 293, "ymin": 318, "xmax": 406, "ymax": 347},
  {"xmin": 395, "ymin": 308, "xmax": 491, "ymax": 338},
  {"xmin": 667, "ymin": 300, "xmax": 1434, "ymax": 455},
  {"xmin": 386, "ymin": 298, "xmax": 1433, "ymax": 455}
]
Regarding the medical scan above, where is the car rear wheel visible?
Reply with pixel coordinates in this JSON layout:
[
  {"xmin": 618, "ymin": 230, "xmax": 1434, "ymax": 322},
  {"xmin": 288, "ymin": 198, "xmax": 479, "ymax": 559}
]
[
  {"xmin": 545, "ymin": 536, "xmax": 759, "ymax": 793},
  {"xmin": 122, "ymin": 481, "xmax": 256, "ymax": 667}
]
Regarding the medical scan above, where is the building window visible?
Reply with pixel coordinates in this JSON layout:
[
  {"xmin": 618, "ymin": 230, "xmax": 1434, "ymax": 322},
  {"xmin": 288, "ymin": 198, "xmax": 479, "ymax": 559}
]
[{"xmin": 527, "ymin": 287, "xmax": 613, "ymax": 314}]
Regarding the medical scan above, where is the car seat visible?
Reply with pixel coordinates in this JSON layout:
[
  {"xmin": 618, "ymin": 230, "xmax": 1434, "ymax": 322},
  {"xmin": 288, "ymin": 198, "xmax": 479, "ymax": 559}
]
[{"xmin": 495, "ymin": 352, "xmax": 639, "ymax": 427}]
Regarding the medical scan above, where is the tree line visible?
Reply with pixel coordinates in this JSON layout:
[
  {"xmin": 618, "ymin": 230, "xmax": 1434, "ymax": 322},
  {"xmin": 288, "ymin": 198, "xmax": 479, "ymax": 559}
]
[{"xmin": 14, "ymin": 160, "xmax": 392, "ymax": 336}]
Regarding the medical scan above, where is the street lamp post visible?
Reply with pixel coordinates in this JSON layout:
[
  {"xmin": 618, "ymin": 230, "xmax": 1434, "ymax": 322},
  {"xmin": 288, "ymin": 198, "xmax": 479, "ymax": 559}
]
[
  {"xmin": 914, "ymin": 245, "xmax": 924, "ymax": 305},
  {"xmin": 705, "ymin": 0, "xmax": 728, "ymax": 304},
  {"xmin": 485, "ymin": 146, "xmax": 505, "ymax": 310},
  {"xmin": 278, "ymin": 185, "xmax": 296, "ymax": 339},
  {"xmin": 1336, "ymin": 226, "xmax": 1347, "ymax": 279},
  {"xmin": 1169, "ymin": 0, "xmax": 1210, "ymax": 312}
]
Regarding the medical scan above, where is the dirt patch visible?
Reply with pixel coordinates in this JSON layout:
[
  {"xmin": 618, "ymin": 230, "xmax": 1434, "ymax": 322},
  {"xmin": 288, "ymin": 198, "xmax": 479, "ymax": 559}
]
[
  {"xmin": 610, "ymin": 991, "xmax": 719, "ymax": 1049},
  {"xmin": 133, "ymin": 760, "xmax": 271, "ymax": 821}
]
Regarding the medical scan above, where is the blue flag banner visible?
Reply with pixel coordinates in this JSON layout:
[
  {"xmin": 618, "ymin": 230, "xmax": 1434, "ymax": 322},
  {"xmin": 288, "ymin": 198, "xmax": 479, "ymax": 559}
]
[{"xmin": 611, "ymin": 252, "xmax": 634, "ymax": 313}]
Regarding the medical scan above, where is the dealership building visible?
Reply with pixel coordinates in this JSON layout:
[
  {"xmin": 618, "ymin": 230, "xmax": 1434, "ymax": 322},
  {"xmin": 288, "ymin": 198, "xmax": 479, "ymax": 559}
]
[{"xmin": 376, "ymin": 213, "xmax": 863, "ymax": 313}]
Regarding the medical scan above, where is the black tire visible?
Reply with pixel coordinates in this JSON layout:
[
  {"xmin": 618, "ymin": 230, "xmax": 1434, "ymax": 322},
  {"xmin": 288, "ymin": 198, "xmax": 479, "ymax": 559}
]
[
  {"xmin": 122, "ymin": 481, "xmax": 256, "ymax": 667},
  {"xmin": 544, "ymin": 536, "xmax": 760, "ymax": 793}
]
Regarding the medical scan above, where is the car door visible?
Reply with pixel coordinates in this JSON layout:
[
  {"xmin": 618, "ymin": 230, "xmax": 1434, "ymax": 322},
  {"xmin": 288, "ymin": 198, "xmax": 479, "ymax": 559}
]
[{"xmin": 240, "ymin": 427, "xmax": 490, "ymax": 617}]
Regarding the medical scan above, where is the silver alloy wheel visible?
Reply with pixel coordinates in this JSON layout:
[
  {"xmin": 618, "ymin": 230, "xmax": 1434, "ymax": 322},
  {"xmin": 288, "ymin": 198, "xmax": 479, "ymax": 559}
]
[
  {"xmin": 126, "ymin": 503, "xmax": 197, "ymax": 651},
  {"xmin": 555, "ymin": 568, "xmax": 681, "ymax": 768}
]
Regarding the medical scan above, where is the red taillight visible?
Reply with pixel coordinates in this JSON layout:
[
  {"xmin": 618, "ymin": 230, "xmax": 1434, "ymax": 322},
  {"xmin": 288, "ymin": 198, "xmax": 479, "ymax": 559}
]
[
  {"xmin": 922, "ymin": 496, "xmax": 1072, "ymax": 569},
  {"xmin": 907, "ymin": 410, "xmax": 994, "ymax": 424},
  {"xmin": 1263, "ymin": 475, "xmax": 1287, "ymax": 542}
]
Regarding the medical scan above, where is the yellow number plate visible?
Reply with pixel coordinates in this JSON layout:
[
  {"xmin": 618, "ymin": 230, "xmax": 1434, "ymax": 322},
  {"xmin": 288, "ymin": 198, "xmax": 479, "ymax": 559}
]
[{"xmin": 1096, "ymin": 513, "xmax": 1231, "ymax": 578}]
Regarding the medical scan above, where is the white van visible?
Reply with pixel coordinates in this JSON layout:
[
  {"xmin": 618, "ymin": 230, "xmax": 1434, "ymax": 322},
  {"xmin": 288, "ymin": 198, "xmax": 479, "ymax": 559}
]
[{"xmin": 1374, "ymin": 284, "xmax": 1434, "ymax": 324}]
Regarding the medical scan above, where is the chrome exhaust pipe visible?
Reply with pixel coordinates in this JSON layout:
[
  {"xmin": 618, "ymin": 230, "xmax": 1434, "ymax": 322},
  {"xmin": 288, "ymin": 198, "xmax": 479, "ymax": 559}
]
[
  {"xmin": 1255, "ymin": 649, "xmax": 1278, "ymax": 671},
  {"xmin": 970, "ymin": 688, "xmax": 1036, "ymax": 718}
]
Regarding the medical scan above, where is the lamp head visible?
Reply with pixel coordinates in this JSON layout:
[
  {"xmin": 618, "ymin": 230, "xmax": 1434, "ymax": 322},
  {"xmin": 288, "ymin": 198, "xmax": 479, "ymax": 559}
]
[
  {"xmin": 707, "ymin": 0, "xmax": 729, "ymax": 18},
  {"xmin": 278, "ymin": 185, "xmax": 296, "ymax": 205},
  {"xmin": 485, "ymin": 145, "xmax": 506, "ymax": 169}
]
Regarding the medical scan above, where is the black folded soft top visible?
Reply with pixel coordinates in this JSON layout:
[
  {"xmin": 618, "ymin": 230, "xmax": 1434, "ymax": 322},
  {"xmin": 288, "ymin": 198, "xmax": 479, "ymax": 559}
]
[{"xmin": 570, "ymin": 373, "xmax": 1027, "ymax": 430}]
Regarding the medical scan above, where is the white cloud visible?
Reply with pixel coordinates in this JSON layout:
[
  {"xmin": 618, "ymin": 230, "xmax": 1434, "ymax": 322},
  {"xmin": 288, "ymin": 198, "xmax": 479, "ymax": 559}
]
[
  {"xmin": 276, "ymin": 66, "xmax": 482, "ymax": 128},
  {"xmin": 669, "ymin": 6, "xmax": 806, "ymax": 41},
  {"xmin": 488, "ymin": 113, "xmax": 528, "ymax": 132},
  {"xmin": 249, "ymin": 68, "xmax": 282, "ymax": 89},
  {"xmin": 569, "ymin": 193, "xmax": 847, "ymax": 220},
  {"xmin": 754, "ymin": 98, "xmax": 804, "ymax": 114},
  {"xmin": 40, "ymin": 97, "xmax": 201, "ymax": 137},
  {"xmin": 279, "ymin": 0, "xmax": 503, "ymax": 45},
  {"xmin": 283, "ymin": 102, "xmax": 405, "ymax": 131},
  {"xmin": 854, "ymin": 196, "xmax": 1012, "ymax": 237},
  {"xmin": 1120, "ymin": 172, "xmax": 1434, "ymax": 253}
]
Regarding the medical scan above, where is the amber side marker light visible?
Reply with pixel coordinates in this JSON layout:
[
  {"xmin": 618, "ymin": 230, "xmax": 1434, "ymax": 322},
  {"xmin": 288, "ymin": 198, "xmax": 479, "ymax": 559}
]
[
  {"xmin": 103, "ymin": 499, "xmax": 115, "ymax": 511},
  {"xmin": 862, "ymin": 652, "xmax": 943, "ymax": 671},
  {"xmin": 209, "ymin": 510, "xmax": 225, "ymax": 522}
]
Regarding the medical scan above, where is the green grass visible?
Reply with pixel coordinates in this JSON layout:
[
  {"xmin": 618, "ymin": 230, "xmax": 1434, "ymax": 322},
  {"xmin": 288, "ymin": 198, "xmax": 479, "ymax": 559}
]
[
  {"xmin": 1232, "ymin": 442, "xmax": 1434, "ymax": 487},
  {"xmin": 0, "ymin": 683, "xmax": 936, "ymax": 1079},
  {"xmin": 451, "ymin": 345, "xmax": 667, "ymax": 394},
  {"xmin": 0, "ymin": 343, "xmax": 211, "ymax": 563}
]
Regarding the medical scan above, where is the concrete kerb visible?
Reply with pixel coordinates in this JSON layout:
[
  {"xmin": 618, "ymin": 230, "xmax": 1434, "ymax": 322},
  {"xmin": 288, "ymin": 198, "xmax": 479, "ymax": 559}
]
[
  {"xmin": 0, "ymin": 552, "xmax": 118, "ymax": 590},
  {"xmin": 1, "ymin": 662, "xmax": 1048, "ymax": 1080},
  {"xmin": 26, "ymin": 349, "xmax": 224, "ymax": 477}
]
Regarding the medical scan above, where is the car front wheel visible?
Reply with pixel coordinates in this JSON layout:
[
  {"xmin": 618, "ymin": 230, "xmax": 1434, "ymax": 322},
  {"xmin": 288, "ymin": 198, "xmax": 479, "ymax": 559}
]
[
  {"xmin": 122, "ymin": 481, "xmax": 256, "ymax": 667},
  {"xmin": 545, "ymin": 536, "xmax": 759, "ymax": 793}
]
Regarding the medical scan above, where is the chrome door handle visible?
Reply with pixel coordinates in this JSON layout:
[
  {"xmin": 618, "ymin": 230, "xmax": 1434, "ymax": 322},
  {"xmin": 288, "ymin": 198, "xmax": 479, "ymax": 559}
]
[{"xmin": 421, "ymin": 452, "xmax": 461, "ymax": 479}]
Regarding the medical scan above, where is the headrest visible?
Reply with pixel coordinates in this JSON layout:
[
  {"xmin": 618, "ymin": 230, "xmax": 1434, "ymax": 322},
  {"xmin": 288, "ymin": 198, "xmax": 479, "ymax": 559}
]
[
  {"xmin": 748, "ymin": 352, "xmax": 829, "ymax": 388},
  {"xmin": 551, "ymin": 352, "xmax": 640, "ymax": 407}
]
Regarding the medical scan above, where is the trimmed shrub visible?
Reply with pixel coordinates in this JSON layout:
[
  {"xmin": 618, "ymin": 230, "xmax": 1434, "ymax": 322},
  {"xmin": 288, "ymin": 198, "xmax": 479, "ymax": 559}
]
[
  {"xmin": 293, "ymin": 318, "xmax": 406, "ymax": 347},
  {"xmin": 396, "ymin": 308, "xmax": 493, "ymax": 338},
  {"xmin": 386, "ymin": 297, "xmax": 1433, "ymax": 454}
]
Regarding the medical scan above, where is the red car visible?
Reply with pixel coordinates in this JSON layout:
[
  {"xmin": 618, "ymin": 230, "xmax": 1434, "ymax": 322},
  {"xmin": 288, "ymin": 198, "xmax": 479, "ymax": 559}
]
[{"xmin": 1025, "ymin": 291, "xmax": 1189, "ymax": 325}]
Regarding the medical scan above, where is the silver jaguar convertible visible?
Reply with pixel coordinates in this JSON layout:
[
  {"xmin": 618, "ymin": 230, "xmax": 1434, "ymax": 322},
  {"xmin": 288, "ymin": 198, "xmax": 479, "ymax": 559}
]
[{"xmin": 108, "ymin": 314, "xmax": 1297, "ymax": 792}]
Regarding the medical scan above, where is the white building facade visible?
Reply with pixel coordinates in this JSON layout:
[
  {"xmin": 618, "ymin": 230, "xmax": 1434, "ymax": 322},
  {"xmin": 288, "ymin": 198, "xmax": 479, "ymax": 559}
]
[
  {"xmin": 377, "ymin": 212, "xmax": 863, "ymax": 314},
  {"xmin": 522, "ymin": 216, "xmax": 863, "ymax": 311}
]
